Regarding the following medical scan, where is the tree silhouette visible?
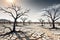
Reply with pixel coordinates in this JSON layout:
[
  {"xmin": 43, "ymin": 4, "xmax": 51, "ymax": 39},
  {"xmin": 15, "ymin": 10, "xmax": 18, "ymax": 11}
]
[
  {"xmin": 21, "ymin": 17, "xmax": 28, "ymax": 25},
  {"xmin": 39, "ymin": 18, "xmax": 44, "ymax": 26},
  {"xmin": 27, "ymin": 20, "xmax": 31, "ymax": 25},
  {"xmin": 43, "ymin": 7, "xmax": 60, "ymax": 29},
  {"xmin": 0, "ymin": 5, "xmax": 30, "ymax": 40}
]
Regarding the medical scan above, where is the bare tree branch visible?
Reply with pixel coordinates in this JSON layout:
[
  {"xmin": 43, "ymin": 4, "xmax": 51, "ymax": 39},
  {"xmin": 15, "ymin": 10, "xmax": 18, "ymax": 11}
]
[
  {"xmin": 43, "ymin": 7, "xmax": 60, "ymax": 28},
  {"xmin": 0, "ymin": 6, "xmax": 30, "ymax": 40},
  {"xmin": 0, "ymin": 7, "xmax": 15, "ymax": 19},
  {"xmin": 55, "ymin": 17, "xmax": 60, "ymax": 21},
  {"xmin": 44, "ymin": 10, "xmax": 52, "ymax": 17},
  {"xmin": 43, "ymin": 14, "xmax": 51, "ymax": 18}
]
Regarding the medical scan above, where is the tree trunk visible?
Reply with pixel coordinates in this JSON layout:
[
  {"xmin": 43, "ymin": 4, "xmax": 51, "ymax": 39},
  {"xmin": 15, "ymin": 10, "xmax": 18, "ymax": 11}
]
[
  {"xmin": 13, "ymin": 18, "xmax": 17, "ymax": 31},
  {"xmin": 41, "ymin": 22, "xmax": 44, "ymax": 26},
  {"xmin": 52, "ymin": 20, "xmax": 55, "ymax": 29},
  {"xmin": 23, "ymin": 21, "xmax": 25, "ymax": 25}
]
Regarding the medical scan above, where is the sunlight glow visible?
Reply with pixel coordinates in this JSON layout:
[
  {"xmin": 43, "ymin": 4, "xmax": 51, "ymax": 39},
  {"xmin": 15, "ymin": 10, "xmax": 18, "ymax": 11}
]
[{"xmin": 6, "ymin": 0, "xmax": 15, "ymax": 5}]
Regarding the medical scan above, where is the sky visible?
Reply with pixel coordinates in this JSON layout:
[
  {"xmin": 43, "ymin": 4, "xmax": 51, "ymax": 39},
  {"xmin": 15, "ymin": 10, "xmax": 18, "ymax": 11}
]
[
  {"xmin": 0, "ymin": 0, "xmax": 60, "ymax": 22},
  {"xmin": 23, "ymin": 0, "xmax": 60, "ymax": 10}
]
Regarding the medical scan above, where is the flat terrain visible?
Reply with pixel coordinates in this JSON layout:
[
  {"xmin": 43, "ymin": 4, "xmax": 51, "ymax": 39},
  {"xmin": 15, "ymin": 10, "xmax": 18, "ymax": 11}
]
[{"xmin": 0, "ymin": 24, "xmax": 60, "ymax": 40}]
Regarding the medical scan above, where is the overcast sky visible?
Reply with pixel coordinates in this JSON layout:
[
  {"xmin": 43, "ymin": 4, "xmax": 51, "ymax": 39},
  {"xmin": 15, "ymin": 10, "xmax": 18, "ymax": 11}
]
[
  {"xmin": 0, "ymin": 0, "xmax": 60, "ymax": 22},
  {"xmin": 23, "ymin": 0, "xmax": 60, "ymax": 10},
  {"xmin": 21, "ymin": 0, "xmax": 60, "ymax": 22}
]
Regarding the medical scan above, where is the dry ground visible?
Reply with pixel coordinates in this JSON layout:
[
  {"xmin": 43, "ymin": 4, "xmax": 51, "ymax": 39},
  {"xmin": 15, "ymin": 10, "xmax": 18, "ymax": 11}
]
[{"xmin": 0, "ymin": 24, "xmax": 60, "ymax": 40}]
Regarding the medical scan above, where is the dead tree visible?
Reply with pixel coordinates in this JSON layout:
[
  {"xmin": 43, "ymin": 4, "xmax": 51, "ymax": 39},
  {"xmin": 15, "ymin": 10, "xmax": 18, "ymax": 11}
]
[
  {"xmin": 21, "ymin": 17, "xmax": 28, "ymax": 25},
  {"xmin": 0, "ymin": 5, "xmax": 29, "ymax": 40},
  {"xmin": 39, "ymin": 19, "xmax": 44, "ymax": 26},
  {"xmin": 27, "ymin": 20, "xmax": 31, "ymax": 25},
  {"xmin": 43, "ymin": 7, "xmax": 60, "ymax": 29}
]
